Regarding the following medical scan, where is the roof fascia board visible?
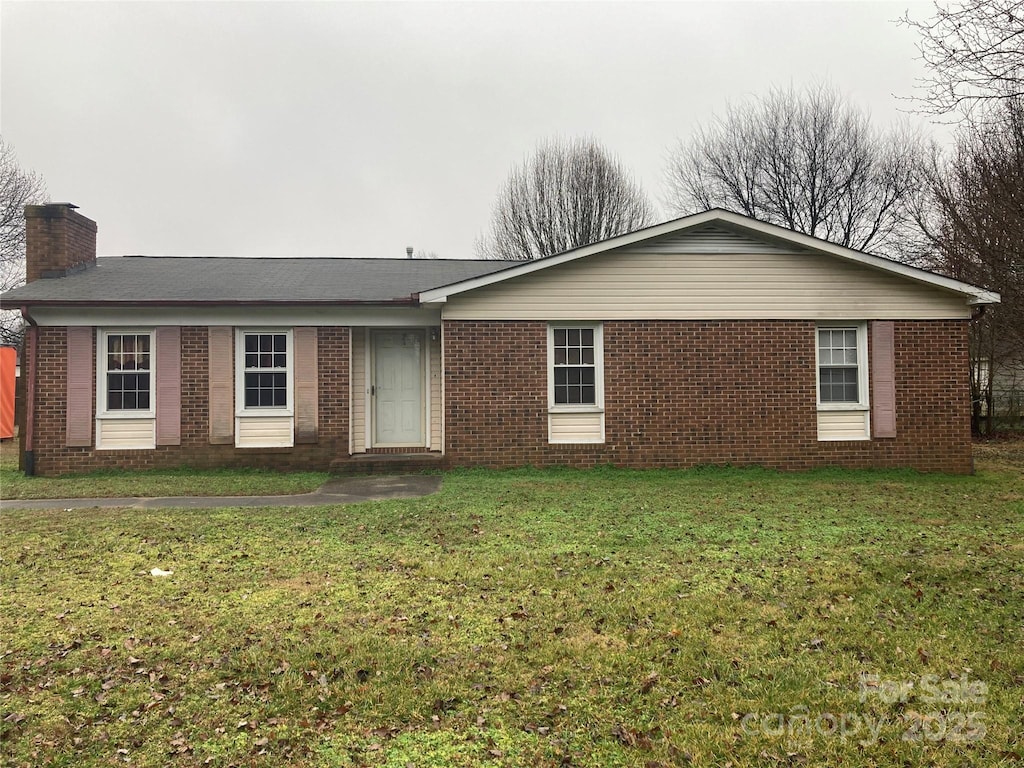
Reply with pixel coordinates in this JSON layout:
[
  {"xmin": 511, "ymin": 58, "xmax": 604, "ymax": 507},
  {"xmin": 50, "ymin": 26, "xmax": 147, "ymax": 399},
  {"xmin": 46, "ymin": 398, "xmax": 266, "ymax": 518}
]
[
  {"xmin": 418, "ymin": 209, "xmax": 1000, "ymax": 305},
  {"xmin": 27, "ymin": 304, "xmax": 443, "ymax": 328},
  {"xmin": 1, "ymin": 298, "xmax": 420, "ymax": 308}
]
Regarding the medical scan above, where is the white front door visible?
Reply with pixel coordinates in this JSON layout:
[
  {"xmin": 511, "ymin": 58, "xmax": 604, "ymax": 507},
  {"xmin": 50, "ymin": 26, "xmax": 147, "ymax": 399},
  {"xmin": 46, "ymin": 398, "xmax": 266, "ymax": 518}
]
[{"xmin": 373, "ymin": 330, "xmax": 425, "ymax": 446}]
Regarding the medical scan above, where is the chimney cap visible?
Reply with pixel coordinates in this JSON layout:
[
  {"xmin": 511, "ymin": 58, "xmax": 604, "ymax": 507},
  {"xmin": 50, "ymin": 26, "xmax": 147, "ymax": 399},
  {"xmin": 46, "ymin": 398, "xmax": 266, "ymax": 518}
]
[
  {"xmin": 406, "ymin": 246, "xmax": 414, "ymax": 259},
  {"xmin": 25, "ymin": 202, "xmax": 95, "ymax": 224}
]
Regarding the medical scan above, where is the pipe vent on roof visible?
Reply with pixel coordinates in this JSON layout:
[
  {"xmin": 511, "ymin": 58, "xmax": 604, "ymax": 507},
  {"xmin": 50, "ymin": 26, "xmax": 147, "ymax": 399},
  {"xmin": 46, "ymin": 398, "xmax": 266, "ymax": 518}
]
[{"xmin": 406, "ymin": 246, "xmax": 414, "ymax": 259}]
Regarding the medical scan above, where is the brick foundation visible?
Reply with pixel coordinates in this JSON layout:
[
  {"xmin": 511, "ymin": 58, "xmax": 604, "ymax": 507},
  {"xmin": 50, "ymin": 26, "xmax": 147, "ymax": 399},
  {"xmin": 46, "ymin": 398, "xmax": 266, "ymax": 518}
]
[{"xmin": 442, "ymin": 320, "xmax": 973, "ymax": 474}]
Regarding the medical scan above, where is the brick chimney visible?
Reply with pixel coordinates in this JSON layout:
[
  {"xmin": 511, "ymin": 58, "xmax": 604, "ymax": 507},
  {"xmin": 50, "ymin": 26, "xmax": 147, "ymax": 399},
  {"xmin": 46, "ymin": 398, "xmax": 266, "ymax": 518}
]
[{"xmin": 24, "ymin": 203, "xmax": 98, "ymax": 282}]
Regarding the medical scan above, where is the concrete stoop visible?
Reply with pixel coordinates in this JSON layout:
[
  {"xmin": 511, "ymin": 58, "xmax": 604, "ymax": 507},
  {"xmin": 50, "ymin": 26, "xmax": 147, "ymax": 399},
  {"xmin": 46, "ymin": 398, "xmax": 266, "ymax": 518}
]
[{"xmin": 329, "ymin": 452, "xmax": 445, "ymax": 475}]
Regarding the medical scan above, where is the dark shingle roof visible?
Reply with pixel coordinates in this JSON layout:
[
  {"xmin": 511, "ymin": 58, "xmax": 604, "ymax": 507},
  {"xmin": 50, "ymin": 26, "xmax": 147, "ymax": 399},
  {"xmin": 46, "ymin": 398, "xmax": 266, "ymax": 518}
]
[{"xmin": 0, "ymin": 256, "xmax": 525, "ymax": 305}]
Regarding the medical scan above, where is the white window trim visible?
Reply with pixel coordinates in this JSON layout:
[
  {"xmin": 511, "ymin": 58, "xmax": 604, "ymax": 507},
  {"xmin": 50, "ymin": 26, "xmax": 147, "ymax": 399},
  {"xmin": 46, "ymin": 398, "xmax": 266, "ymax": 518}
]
[
  {"xmin": 96, "ymin": 328, "xmax": 156, "ymax": 420},
  {"xmin": 235, "ymin": 328, "xmax": 294, "ymax": 417},
  {"xmin": 815, "ymin": 322, "xmax": 869, "ymax": 412},
  {"xmin": 547, "ymin": 323, "xmax": 604, "ymax": 414}
]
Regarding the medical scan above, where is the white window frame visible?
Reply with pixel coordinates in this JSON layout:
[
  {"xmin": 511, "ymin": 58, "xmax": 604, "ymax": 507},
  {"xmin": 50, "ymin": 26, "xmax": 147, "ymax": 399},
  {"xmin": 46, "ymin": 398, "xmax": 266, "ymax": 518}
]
[
  {"xmin": 96, "ymin": 328, "xmax": 156, "ymax": 419},
  {"xmin": 815, "ymin": 322, "xmax": 869, "ymax": 411},
  {"xmin": 235, "ymin": 328, "xmax": 294, "ymax": 417},
  {"xmin": 547, "ymin": 323, "xmax": 604, "ymax": 413}
]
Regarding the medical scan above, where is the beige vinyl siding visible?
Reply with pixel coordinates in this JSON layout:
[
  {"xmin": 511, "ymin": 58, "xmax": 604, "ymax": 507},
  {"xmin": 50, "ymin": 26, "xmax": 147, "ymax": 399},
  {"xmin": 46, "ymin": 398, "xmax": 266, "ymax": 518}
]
[
  {"xmin": 549, "ymin": 411, "xmax": 604, "ymax": 444},
  {"xmin": 429, "ymin": 331, "xmax": 441, "ymax": 450},
  {"xmin": 442, "ymin": 250, "xmax": 971, "ymax": 320},
  {"xmin": 96, "ymin": 418, "xmax": 156, "ymax": 450},
  {"xmin": 630, "ymin": 224, "xmax": 812, "ymax": 255},
  {"xmin": 236, "ymin": 415, "xmax": 294, "ymax": 448},
  {"xmin": 817, "ymin": 410, "xmax": 870, "ymax": 441},
  {"xmin": 351, "ymin": 328, "xmax": 367, "ymax": 454}
]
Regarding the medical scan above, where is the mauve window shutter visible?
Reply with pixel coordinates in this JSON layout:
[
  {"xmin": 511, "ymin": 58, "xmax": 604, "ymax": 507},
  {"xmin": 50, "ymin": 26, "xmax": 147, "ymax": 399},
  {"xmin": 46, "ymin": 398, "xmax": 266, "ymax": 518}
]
[
  {"xmin": 294, "ymin": 327, "xmax": 319, "ymax": 444},
  {"xmin": 871, "ymin": 321, "xmax": 897, "ymax": 438},
  {"xmin": 208, "ymin": 327, "xmax": 234, "ymax": 444},
  {"xmin": 66, "ymin": 327, "xmax": 93, "ymax": 447},
  {"xmin": 155, "ymin": 327, "xmax": 181, "ymax": 446}
]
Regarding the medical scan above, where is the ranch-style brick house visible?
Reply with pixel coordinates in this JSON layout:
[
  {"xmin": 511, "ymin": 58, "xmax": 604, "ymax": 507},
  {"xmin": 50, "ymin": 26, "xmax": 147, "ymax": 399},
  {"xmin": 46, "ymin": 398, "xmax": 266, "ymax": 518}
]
[{"xmin": 0, "ymin": 203, "xmax": 1000, "ymax": 476}]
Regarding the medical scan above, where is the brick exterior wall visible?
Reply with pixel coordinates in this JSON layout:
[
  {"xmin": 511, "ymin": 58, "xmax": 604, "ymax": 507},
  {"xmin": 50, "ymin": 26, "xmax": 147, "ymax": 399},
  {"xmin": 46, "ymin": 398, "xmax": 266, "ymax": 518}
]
[
  {"xmin": 25, "ymin": 326, "xmax": 350, "ymax": 476},
  {"xmin": 443, "ymin": 319, "xmax": 973, "ymax": 474},
  {"xmin": 25, "ymin": 205, "xmax": 97, "ymax": 282},
  {"xmin": 22, "ymin": 319, "xmax": 972, "ymax": 476}
]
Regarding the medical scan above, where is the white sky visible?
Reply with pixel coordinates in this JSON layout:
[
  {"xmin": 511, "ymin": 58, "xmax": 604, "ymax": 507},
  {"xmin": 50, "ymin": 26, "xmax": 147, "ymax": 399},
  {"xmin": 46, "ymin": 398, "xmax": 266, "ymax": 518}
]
[{"xmin": 1, "ymin": 1, "xmax": 941, "ymax": 259}]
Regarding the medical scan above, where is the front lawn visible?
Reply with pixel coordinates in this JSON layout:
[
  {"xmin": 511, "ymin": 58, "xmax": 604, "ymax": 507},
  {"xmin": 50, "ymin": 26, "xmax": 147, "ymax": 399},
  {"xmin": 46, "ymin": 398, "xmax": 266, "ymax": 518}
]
[
  {"xmin": 1, "ymin": 453, "xmax": 1022, "ymax": 766},
  {"xmin": 0, "ymin": 440, "xmax": 330, "ymax": 499}
]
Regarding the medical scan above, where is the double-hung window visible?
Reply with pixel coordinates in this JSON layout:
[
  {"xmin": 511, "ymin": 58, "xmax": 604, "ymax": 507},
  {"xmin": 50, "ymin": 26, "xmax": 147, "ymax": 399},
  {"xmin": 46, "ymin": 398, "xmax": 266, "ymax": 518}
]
[
  {"xmin": 548, "ymin": 323, "xmax": 604, "ymax": 443},
  {"xmin": 553, "ymin": 327, "xmax": 598, "ymax": 405},
  {"xmin": 243, "ymin": 331, "xmax": 290, "ymax": 409},
  {"xmin": 101, "ymin": 331, "xmax": 153, "ymax": 414},
  {"xmin": 103, "ymin": 331, "xmax": 151, "ymax": 411},
  {"xmin": 818, "ymin": 327, "xmax": 861, "ymax": 405},
  {"xmin": 96, "ymin": 329, "xmax": 157, "ymax": 450},
  {"xmin": 816, "ymin": 323, "xmax": 870, "ymax": 440},
  {"xmin": 235, "ymin": 329, "xmax": 294, "ymax": 448}
]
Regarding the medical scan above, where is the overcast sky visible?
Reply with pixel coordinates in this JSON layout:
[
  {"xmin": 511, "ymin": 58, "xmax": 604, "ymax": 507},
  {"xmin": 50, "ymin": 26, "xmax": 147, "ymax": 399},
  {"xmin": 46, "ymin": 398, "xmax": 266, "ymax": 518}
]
[{"xmin": 2, "ymin": 1, "xmax": 941, "ymax": 260}]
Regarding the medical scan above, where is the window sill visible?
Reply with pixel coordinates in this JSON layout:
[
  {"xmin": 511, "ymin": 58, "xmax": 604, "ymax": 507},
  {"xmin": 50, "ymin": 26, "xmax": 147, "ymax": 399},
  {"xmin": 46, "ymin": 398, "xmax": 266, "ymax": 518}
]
[
  {"xmin": 817, "ymin": 404, "xmax": 869, "ymax": 412},
  {"xmin": 97, "ymin": 411, "xmax": 156, "ymax": 420},
  {"xmin": 236, "ymin": 410, "xmax": 294, "ymax": 418},
  {"xmin": 548, "ymin": 406, "xmax": 604, "ymax": 414}
]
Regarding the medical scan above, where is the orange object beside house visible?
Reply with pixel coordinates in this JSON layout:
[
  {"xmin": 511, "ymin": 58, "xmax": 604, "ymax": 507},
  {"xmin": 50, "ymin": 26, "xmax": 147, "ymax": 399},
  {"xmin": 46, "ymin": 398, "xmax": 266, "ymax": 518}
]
[{"xmin": 0, "ymin": 346, "xmax": 15, "ymax": 439}]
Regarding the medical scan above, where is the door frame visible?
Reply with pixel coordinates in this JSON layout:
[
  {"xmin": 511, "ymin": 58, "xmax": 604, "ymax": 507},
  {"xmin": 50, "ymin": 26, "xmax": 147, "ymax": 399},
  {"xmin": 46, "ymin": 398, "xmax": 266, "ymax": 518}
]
[{"xmin": 369, "ymin": 328, "xmax": 429, "ymax": 448}]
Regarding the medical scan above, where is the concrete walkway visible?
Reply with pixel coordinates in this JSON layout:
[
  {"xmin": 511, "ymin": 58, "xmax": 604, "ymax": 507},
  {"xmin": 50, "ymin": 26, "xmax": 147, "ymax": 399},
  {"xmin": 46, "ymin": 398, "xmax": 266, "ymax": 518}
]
[{"xmin": 0, "ymin": 474, "xmax": 442, "ymax": 511}]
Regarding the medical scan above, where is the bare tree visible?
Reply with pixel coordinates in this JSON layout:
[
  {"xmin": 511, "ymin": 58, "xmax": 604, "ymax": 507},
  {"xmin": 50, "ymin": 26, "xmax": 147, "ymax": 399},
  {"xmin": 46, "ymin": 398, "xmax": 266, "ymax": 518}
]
[
  {"xmin": 477, "ymin": 137, "xmax": 656, "ymax": 260},
  {"xmin": 900, "ymin": 0, "xmax": 1024, "ymax": 119},
  {"xmin": 665, "ymin": 84, "xmax": 921, "ymax": 257},
  {"xmin": 912, "ymin": 98, "xmax": 1024, "ymax": 432},
  {"xmin": 0, "ymin": 138, "xmax": 48, "ymax": 345}
]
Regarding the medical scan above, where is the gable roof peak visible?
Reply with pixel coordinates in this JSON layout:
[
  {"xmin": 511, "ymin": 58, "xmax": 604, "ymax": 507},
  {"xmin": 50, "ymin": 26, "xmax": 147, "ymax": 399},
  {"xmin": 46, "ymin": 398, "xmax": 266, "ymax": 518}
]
[{"xmin": 418, "ymin": 208, "xmax": 999, "ymax": 306}]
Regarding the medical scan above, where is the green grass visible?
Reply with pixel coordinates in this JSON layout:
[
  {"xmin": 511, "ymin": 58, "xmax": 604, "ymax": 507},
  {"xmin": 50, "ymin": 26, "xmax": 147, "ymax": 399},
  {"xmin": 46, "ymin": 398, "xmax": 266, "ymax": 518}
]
[
  {"xmin": 0, "ymin": 441, "xmax": 330, "ymax": 499},
  {"xmin": 1, "ymin": 446, "xmax": 1022, "ymax": 767}
]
